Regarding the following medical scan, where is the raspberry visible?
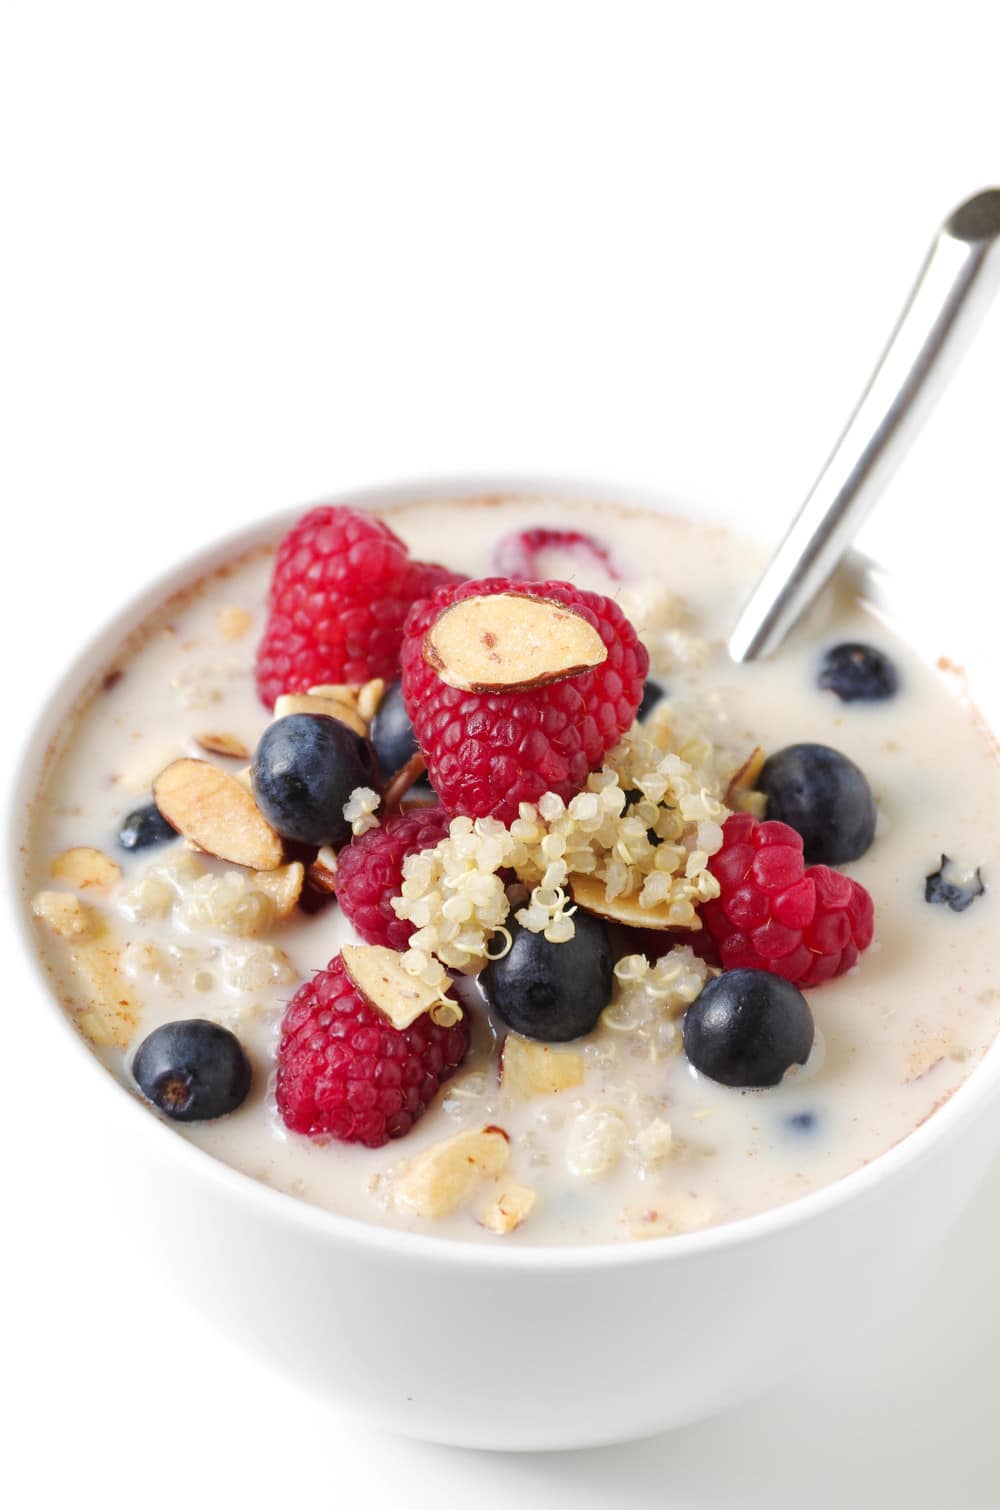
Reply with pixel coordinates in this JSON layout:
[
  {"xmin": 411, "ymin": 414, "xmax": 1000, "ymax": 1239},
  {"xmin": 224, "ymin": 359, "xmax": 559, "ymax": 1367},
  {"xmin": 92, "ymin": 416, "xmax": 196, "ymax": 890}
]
[
  {"xmin": 336, "ymin": 806, "xmax": 452, "ymax": 951},
  {"xmin": 276, "ymin": 954, "xmax": 468, "ymax": 1146},
  {"xmin": 699, "ymin": 812, "xmax": 874, "ymax": 989},
  {"xmin": 493, "ymin": 528, "xmax": 621, "ymax": 581},
  {"xmin": 255, "ymin": 505, "xmax": 463, "ymax": 707},
  {"xmin": 400, "ymin": 577, "xmax": 648, "ymax": 823}
]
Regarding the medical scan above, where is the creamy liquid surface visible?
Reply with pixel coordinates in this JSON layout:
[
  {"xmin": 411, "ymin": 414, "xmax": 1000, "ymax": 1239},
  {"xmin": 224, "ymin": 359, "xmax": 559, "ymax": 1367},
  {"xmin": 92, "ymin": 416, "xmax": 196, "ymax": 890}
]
[{"xmin": 23, "ymin": 496, "xmax": 1000, "ymax": 1244}]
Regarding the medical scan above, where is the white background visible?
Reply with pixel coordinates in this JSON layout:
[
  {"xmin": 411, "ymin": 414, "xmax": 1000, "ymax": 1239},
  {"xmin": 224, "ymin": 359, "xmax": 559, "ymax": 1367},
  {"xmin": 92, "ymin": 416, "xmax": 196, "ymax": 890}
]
[{"xmin": 3, "ymin": 4, "xmax": 999, "ymax": 1507}]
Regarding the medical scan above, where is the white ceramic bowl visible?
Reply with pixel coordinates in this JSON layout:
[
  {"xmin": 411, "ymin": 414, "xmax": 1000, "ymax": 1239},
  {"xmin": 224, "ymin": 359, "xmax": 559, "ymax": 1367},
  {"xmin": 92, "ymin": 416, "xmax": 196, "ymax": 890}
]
[{"xmin": 11, "ymin": 478, "xmax": 1000, "ymax": 1452}]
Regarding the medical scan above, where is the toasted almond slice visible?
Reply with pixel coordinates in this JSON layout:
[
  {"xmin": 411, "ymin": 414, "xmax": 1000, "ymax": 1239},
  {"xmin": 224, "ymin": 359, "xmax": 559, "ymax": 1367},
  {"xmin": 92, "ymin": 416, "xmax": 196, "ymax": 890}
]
[
  {"xmin": 395, "ymin": 1127, "xmax": 510, "ymax": 1219},
  {"xmin": 216, "ymin": 605, "xmax": 253, "ymax": 641},
  {"xmin": 273, "ymin": 693, "xmax": 367, "ymax": 738},
  {"xmin": 569, "ymin": 872, "xmax": 697, "ymax": 931},
  {"xmin": 50, "ymin": 847, "xmax": 122, "ymax": 894},
  {"xmin": 71, "ymin": 938, "xmax": 142, "ymax": 1048},
  {"xmin": 153, "ymin": 758, "xmax": 283, "ymax": 871},
  {"xmin": 308, "ymin": 846, "xmax": 338, "ymax": 894},
  {"xmin": 479, "ymin": 1181, "xmax": 537, "ymax": 1235},
  {"xmin": 252, "ymin": 861, "xmax": 304, "ymax": 919},
  {"xmin": 424, "ymin": 592, "xmax": 607, "ymax": 693},
  {"xmin": 725, "ymin": 745, "xmax": 765, "ymax": 803},
  {"xmin": 382, "ymin": 752, "xmax": 427, "ymax": 811},
  {"xmin": 342, "ymin": 943, "xmax": 460, "ymax": 1030},
  {"xmin": 623, "ymin": 1193, "xmax": 714, "ymax": 1239},
  {"xmin": 357, "ymin": 677, "xmax": 386, "ymax": 722},
  {"xmin": 194, "ymin": 731, "xmax": 251, "ymax": 760},
  {"xmin": 32, "ymin": 890, "xmax": 96, "ymax": 940},
  {"xmin": 500, "ymin": 1034, "xmax": 585, "ymax": 1097},
  {"xmin": 307, "ymin": 682, "xmax": 358, "ymax": 701},
  {"xmin": 902, "ymin": 1032, "xmax": 953, "ymax": 1083}
]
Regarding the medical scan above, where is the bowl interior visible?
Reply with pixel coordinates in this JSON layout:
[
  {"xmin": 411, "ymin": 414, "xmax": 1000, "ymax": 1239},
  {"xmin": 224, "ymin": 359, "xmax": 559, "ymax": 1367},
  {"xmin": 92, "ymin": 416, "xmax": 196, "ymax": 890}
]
[{"xmin": 9, "ymin": 474, "xmax": 1000, "ymax": 1269}]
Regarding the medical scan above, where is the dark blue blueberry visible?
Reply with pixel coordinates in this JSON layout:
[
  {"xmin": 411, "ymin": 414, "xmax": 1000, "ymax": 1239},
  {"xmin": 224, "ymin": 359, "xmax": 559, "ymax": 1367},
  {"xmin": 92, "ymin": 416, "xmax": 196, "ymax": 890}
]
[
  {"xmin": 785, "ymin": 1110, "xmax": 817, "ymax": 1133},
  {"xmin": 682, "ymin": 969, "xmax": 814, "ymax": 1089},
  {"xmin": 369, "ymin": 680, "xmax": 430, "ymax": 790},
  {"xmin": 638, "ymin": 679, "xmax": 666, "ymax": 721},
  {"xmin": 251, "ymin": 713, "xmax": 380, "ymax": 847},
  {"xmin": 758, "ymin": 742, "xmax": 876, "ymax": 865},
  {"xmin": 480, "ymin": 913, "xmax": 613, "ymax": 1042},
  {"xmin": 117, "ymin": 801, "xmax": 177, "ymax": 851},
  {"xmin": 818, "ymin": 642, "xmax": 899, "ymax": 703},
  {"xmin": 925, "ymin": 854, "xmax": 985, "ymax": 913},
  {"xmin": 132, "ymin": 1019, "xmax": 251, "ymax": 1121}
]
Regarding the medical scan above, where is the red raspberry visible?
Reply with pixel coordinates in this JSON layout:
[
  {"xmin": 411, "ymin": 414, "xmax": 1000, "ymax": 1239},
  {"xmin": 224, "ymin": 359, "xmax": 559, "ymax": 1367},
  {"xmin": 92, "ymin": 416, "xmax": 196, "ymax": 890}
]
[
  {"xmin": 493, "ymin": 528, "xmax": 621, "ymax": 581},
  {"xmin": 255, "ymin": 505, "xmax": 463, "ymax": 707},
  {"xmin": 699, "ymin": 812, "xmax": 874, "ymax": 989},
  {"xmin": 400, "ymin": 577, "xmax": 648, "ymax": 823},
  {"xmin": 276, "ymin": 954, "xmax": 468, "ymax": 1146},
  {"xmin": 336, "ymin": 806, "xmax": 452, "ymax": 951}
]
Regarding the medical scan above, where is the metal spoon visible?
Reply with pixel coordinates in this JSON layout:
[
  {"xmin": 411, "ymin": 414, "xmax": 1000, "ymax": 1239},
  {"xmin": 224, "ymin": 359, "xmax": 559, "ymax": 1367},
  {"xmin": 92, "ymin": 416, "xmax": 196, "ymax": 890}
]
[{"xmin": 728, "ymin": 187, "xmax": 1000, "ymax": 663}]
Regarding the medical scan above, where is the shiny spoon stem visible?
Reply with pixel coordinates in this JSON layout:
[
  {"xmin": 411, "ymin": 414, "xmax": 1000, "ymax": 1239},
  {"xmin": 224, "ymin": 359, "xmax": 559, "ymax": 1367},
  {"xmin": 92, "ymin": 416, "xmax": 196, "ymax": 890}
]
[{"xmin": 728, "ymin": 188, "xmax": 1000, "ymax": 663}]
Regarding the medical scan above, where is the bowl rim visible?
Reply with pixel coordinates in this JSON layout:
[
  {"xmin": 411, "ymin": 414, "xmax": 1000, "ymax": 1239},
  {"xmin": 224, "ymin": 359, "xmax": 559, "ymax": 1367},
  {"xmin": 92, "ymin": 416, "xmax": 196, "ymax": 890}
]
[{"xmin": 10, "ymin": 469, "xmax": 1000, "ymax": 1272}]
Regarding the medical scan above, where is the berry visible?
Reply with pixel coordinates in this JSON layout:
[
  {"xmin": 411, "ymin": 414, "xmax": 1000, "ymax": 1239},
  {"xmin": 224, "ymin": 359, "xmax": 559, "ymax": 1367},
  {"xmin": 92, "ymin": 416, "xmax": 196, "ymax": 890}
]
[
  {"xmin": 492, "ymin": 527, "xmax": 620, "ymax": 580},
  {"xmin": 400, "ymin": 577, "xmax": 648, "ymax": 823},
  {"xmin": 251, "ymin": 713, "xmax": 380, "ymax": 847},
  {"xmin": 337, "ymin": 806, "xmax": 452, "ymax": 950},
  {"xmin": 480, "ymin": 913, "xmax": 614, "ymax": 1042},
  {"xmin": 637, "ymin": 678, "xmax": 666, "ymax": 721},
  {"xmin": 132, "ymin": 1019, "xmax": 252, "ymax": 1120},
  {"xmin": 818, "ymin": 642, "xmax": 899, "ymax": 703},
  {"xmin": 683, "ymin": 969, "xmax": 814, "ymax": 1088},
  {"xmin": 275, "ymin": 954, "xmax": 468, "ymax": 1145},
  {"xmin": 699, "ymin": 812, "xmax": 875, "ymax": 988},
  {"xmin": 925, "ymin": 854, "xmax": 985, "ymax": 913},
  {"xmin": 757, "ymin": 742, "xmax": 877, "ymax": 865},
  {"xmin": 369, "ymin": 678, "xmax": 421, "ymax": 777},
  {"xmin": 255, "ymin": 505, "xmax": 462, "ymax": 707},
  {"xmin": 118, "ymin": 801, "xmax": 177, "ymax": 851}
]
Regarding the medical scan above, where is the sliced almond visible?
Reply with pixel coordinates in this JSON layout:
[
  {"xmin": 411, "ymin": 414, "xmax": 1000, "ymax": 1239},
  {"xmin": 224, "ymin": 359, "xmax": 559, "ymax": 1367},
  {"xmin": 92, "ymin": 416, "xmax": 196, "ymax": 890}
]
[
  {"xmin": 479, "ymin": 1181, "xmax": 537, "ymax": 1235},
  {"xmin": 307, "ymin": 682, "xmax": 358, "ymax": 700},
  {"xmin": 395, "ymin": 1126, "xmax": 510, "ymax": 1219},
  {"xmin": 194, "ymin": 731, "xmax": 251, "ymax": 760},
  {"xmin": 308, "ymin": 846, "xmax": 338, "ymax": 895},
  {"xmin": 569, "ymin": 872, "xmax": 697, "ymax": 931},
  {"xmin": 153, "ymin": 758, "xmax": 283, "ymax": 871},
  {"xmin": 50, "ymin": 847, "xmax": 122, "ymax": 894},
  {"xmin": 72, "ymin": 937, "xmax": 142, "ymax": 1048},
  {"xmin": 342, "ymin": 944, "xmax": 460, "ymax": 1030},
  {"xmin": 216, "ymin": 605, "xmax": 253, "ymax": 641},
  {"xmin": 382, "ymin": 751, "xmax": 427, "ymax": 810},
  {"xmin": 500, "ymin": 1034, "xmax": 585, "ymax": 1097},
  {"xmin": 33, "ymin": 892, "xmax": 139, "ymax": 1047},
  {"xmin": 32, "ymin": 890, "xmax": 96, "ymax": 941},
  {"xmin": 356, "ymin": 677, "xmax": 386, "ymax": 722},
  {"xmin": 424, "ymin": 592, "xmax": 608, "ymax": 693},
  {"xmin": 273, "ymin": 693, "xmax": 367, "ymax": 738},
  {"xmin": 902, "ymin": 1032, "xmax": 953, "ymax": 1083},
  {"xmin": 623, "ymin": 1192, "xmax": 714, "ymax": 1239},
  {"xmin": 252, "ymin": 861, "xmax": 304, "ymax": 919},
  {"xmin": 725, "ymin": 745, "xmax": 765, "ymax": 804}
]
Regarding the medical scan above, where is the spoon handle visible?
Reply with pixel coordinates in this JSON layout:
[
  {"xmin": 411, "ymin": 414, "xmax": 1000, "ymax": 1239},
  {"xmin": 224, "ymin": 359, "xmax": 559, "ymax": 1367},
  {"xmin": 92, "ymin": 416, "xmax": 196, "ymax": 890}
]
[{"xmin": 728, "ymin": 188, "xmax": 1000, "ymax": 663}]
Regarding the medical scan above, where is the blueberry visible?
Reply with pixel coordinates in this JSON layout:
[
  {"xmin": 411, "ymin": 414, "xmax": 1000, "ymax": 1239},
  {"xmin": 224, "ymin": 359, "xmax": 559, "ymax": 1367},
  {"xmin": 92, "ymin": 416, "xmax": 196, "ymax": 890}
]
[
  {"xmin": 818, "ymin": 642, "xmax": 899, "ymax": 703},
  {"xmin": 638, "ymin": 679, "xmax": 666, "ymax": 721},
  {"xmin": 683, "ymin": 969, "xmax": 814, "ymax": 1089},
  {"xmin": 117, "ymin": 801, "xmax": 177, "ymax": 851},
  {"xmin": 369, "ymin": 680, "xmax": 420, "ymax": 776},
  {"xmin": 132, "ymin": 1019, "xmax": 251, "ymax": 1121},
  {"xmin": 925, "ymin": 854, "xmax": 985, "ymax": 913},
  {"xmin": 480, "ymin": 913, "xmax": 613, "ymax": 1042},
  {"xmin": 251, "ymin": 713, "xmax": 380, "ymax": 846},
  {"xmin": 757, "ymin": 742, "xmax": 876, "ymax": 865}
]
